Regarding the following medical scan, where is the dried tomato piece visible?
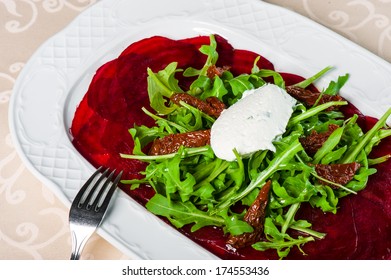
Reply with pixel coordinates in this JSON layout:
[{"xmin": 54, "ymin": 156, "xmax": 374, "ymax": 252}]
[
  {"xmin": 227, "ymin": 180, "xmax": 272, "ymax": 248},
  {"xmin": 148, "ymin": 129, "xmax": 211, "ymax": 155},
  {"xmin": 171, "ymin": 93, "xmax": 226, "ymax": 118},
  {"xmin": 286, "ymin": 85, "xmax": 344, "ymax": 110},
  {"xmin": 300, "ymin": 124, "xmax": 339, "ymax": 157},
  {"xmin": 315, "ymin": 162, "xmax": 361, "ymax": 187},
  {"xmin": 206, "ymin": 65, "xmax": 230, "ymax": 79}
]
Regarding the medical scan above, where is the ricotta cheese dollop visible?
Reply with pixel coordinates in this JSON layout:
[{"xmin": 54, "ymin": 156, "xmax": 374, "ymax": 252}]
[{"xmin": 210, "ymin": 83, "xmax": 297, "ymax": 161}]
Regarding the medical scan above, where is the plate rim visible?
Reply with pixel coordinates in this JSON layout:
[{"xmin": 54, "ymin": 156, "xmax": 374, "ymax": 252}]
[{"xmin": 9, "ymin": 0, "xmax": 391, "ymax": 259}]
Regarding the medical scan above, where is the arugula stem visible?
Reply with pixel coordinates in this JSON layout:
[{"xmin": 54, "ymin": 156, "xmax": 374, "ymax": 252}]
[
  {"xmin": 253, "ymin": 236, "xmax": 314, "ymax": 251},
  {"xmin": 378, "ymin": 129, "xmax": 391, "ymax": 139},
  {"xmin": 342, "ymin": 107, "xmax": 391, "ymax": 163},
  {"xmin": 368, "ymin": 154, "xmax": 391, "ymax": 166},
  {"xmin": 199, "ymin": 34, "xmax": 217, "ymax": 77},
  {"xmin": 311, "ymin": 172, "xmax": 357, "ymax": 194},
  {"xmin": 289, "ymin": 225, "xmax": 326, "ymax": 239},
  {"xmin": 289, "ymin": 101, "xmax": 348, "ymax": 126},
  {"xmin": 282, "ymin": 203, "xmax": 300, "ymax": 235},
  {"xmin": 141, "ymin": 107, "xmax": 186, "ymax": 133},
  {"xmin": 294, "ymin": 66, "xmax": 333, "ymax": 89},
  {"xmin": 120, "ymin": 146, "xmax": 211, "ymax": 161},
  {"xmin": 120, "ymin": 179, "xmax": 148, "ymax": 185},
  {"xmin": 366, "ymin": 129, "xmax": 391, "ymax": 155},
  {"xmin": 179, "ymin": 101, "xmax": 216, "ymax": 123}
]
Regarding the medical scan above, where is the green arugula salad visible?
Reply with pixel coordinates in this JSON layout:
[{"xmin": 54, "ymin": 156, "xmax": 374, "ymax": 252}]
[{"xmin": 119, "ymin": 35, "xmax": 391, "ymax": 258}]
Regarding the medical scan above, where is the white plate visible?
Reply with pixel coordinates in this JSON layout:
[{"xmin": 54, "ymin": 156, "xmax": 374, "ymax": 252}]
[{"xmin": 9, "ymin": 0, "xmax": 391, "ymax": 259}]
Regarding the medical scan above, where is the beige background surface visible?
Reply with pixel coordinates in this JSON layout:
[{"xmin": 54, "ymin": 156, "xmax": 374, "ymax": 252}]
[{"xmin": 1, "ymin": 0, "xmax": 391, "ymax": 259}]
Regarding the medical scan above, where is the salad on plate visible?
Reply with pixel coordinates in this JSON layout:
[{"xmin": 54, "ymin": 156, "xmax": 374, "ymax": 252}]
[{"xmin": 71, "ymin": 34, "xmax": 391, "ymax": 259}]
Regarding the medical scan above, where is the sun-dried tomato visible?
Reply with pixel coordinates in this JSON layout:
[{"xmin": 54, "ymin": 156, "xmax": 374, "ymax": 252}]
[
  {"xmin": 171, "ymin": 93, "xmax": 226, "ymax": 118},
  {"xmin": 148, "ymin": 129, "xmax": 210, "ymax": 155},
  {"xmin": 206, "ymin": 65, "xmax": 230, "ymax": 79},
  {"xmin": 286, "ymin": 85, "xmax": 344, "ymax": 110},
  {"xmin": 227, "ymin": 180, "xmax": 272, "ymax": 248},
  {"xmin": 300, "ymin": 124, "xmax": 339, "ymax": 157},
  {"xmin": 315, "ymin": 162, "xmax": 361, "ymax": 187}
]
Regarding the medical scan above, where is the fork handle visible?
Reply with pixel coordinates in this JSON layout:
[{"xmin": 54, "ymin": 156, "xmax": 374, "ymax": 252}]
[
  {"xmin": 70, "ymin": 231, "xmax": 86, "ymax": 260},
  {"xmin": 70, "ymin": 227, "xmax": 95, "ymax": 260}
]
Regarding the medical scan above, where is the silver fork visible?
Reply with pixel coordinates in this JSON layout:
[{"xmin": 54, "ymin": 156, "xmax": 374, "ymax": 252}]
[{"xmin": 69, "ymin": 167, "xmax": 123, "ymax": 260}]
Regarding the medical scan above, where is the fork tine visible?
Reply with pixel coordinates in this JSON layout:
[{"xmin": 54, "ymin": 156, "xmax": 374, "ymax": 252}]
[
  {"xmin": 79, "ymin": 167, "xmax": 109, "ymax": 209},
  {"xmin": 89, "ymin": 169, "xmax": 116, "ymax": 211},
  {"xmin": 94, "ymin": 170, "xmax": 123, "ymax": 213},
  {"xmin": 71, "ymin": 166, "xmax": 103, "ymax": 208}
]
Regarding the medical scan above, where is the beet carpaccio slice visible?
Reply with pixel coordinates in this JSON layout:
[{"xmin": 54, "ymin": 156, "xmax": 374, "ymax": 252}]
[{"xmin": 70, "ymin": 35, "xmax": 391, "ymax": 260}]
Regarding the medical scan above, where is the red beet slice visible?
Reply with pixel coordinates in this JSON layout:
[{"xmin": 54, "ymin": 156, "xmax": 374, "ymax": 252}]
[{"xmin": 70, "ymin": 35, "xmax": 391, "ymax": 259}]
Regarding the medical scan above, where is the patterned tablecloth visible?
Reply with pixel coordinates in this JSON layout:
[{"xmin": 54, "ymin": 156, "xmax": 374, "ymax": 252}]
[{"xmin": 1, "ymin": 0, "xmax": 390, "ymax": 259}]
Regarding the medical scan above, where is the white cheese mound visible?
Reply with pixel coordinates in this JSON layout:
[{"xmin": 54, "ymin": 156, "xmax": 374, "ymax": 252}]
[{"xmin": 210, "ymin": 83, "xmax": 296, "ymax": 161}]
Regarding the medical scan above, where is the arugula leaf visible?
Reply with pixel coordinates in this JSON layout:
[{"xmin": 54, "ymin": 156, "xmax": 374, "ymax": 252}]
[
  {"xmin": 188, "ymin": 75, "xmax": 211, "ymax": 96},
  {"xmin": 252, "ymin": 217, "xmax": 314, "ymax": 258},
  {"xmin": 147, "ymin": 62, "xmax": 183, "ymax": 115},
  {"xmin": 323, "ymin": 74, "xmax": 349, "ymax": 95},
  {"xmin": 254, "ymin": 69, "xmax": 285, "ymax": 88},
  {"xmin": 200, "ymin": 76, "xmax": 228, "ymax": 100},
  {"xmin": 146, "ymin": 194, "xmax": 224, "ymax": 232},
  {"xmin": 270, "ymin": 170, "xmax": 316, "ymax": 208},
  {"xmin": 313, "ymin": 126, "xmax": 344, "ymax": 164},
  {"xmin": 223, "ymin": 213, "xmax": 254, "ymax": 236},
  {"xmin": 213, "ymin": 139, "xmax": 303, "ymax": 213},
  {"xmin": 184, "ymin": 34, "xmax": 218, "ymax": 78},
  {"xmin": 319, "ymin": 146, "xmax": 347, "ymax": 164},
  {"xmin": 310, "ymin": 185, "xmax": 339, "ymax": 213},
  {"xmin": 227, "ymin": 75, "xmax": 255, "ymax": 96},
  {"xmin": 141, "ymin": 107, "xmax": 189, "ymax": 134},
  {"xmin": 129, "ymin": 125, "xmax": 163, "ymax": 155},
  {"xmin": 345, "ymin": 165, "xmax": 377, "ymax": 193}
]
